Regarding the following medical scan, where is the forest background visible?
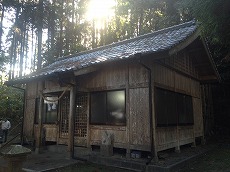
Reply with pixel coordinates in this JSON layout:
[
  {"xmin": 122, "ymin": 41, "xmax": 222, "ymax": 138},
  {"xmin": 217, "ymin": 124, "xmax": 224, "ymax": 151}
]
[{"xmin": 0, "ymin": 0, "xmax": 229, "ymax": 127}]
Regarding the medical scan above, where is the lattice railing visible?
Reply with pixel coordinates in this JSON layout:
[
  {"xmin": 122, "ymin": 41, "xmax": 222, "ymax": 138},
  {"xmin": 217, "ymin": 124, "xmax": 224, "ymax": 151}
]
[
  {"xmin": 75, "ymin": 94, "xmax": 88, "ymax": 138},
  {"xmin": 60, "ymin": 96, "xmax": 70, "ymax": 137}
]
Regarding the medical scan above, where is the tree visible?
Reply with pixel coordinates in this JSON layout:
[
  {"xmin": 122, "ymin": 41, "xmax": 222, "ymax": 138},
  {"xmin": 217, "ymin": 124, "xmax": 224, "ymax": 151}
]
[
  {"xmin": 1, "ymin": 0, "xmax": 194, "ymax": 78},
  {"xmin": 0, "ymin": 52, "xmax": 8, "ymax": 72},
  {"xmin": 178, "ymin": 0, "xmax": 230, "ymax": 81},
  {"xmin": 0, "ymin": 2, "xmax": 5, "ymax": 51},
  {"xmin": 0, "ymin": 76, "xmax": 24, "ymax": 122}
]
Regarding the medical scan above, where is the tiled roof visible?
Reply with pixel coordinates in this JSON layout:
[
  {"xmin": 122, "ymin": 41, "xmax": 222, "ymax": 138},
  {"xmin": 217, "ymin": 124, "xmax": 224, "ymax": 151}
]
[{"xmin": 10, "ymin": 20, "xmax": 198, "ymax": 83}]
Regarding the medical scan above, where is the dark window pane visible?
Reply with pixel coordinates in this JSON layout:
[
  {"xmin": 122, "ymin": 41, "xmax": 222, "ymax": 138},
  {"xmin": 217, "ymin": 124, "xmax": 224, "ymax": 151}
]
[
  {"xmin": 90, "ymin": 92, "xmax": 106, "ymax": 124},
  {"xmin": 44, "ymin": 97, "xmax": 58, "ymax": 124},
  {"xmin": 34, "ymin": 98, "xmax": 39, "ymax": 124},
  {"xmin": 185, "ymin": 95, "xmax": 194, "ymax": 124},
  {"xmin": 45, "ymin": 103, "xmax": 58, "ymax": 123},
  {"xmin": 107, "ymin": 90, "xmax": 126, "ymax": 124},
  {"xmin": 155, "ymin": 88, "xmax": 168, "ymax": 126},
  {"xmin": 177, "ymin": 93, "xmax": 186, "ymax": 124},
  {"xmin": 167, "ymin": 91, "xmax": 177, "ymax": 125},
  {"xmin": 178, "ymin": 94, "xmax": 194, "ymax": 125},
  {"xmin": 156, "ymin": 87, "xmax": 193, "ymax": 127}
]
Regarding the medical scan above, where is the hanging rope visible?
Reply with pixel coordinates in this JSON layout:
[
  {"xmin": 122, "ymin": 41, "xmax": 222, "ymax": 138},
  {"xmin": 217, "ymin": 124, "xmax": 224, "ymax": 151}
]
[{"xmin": 40, "ymin": 85, "xmax": 72, "ymax": 102}]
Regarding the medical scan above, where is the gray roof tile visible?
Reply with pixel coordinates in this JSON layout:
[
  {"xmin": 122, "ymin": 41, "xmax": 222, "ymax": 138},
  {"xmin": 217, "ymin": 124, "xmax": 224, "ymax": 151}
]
[{"xmin": 9, "ymin": 20, "xmax": 198, "ymax": 83}]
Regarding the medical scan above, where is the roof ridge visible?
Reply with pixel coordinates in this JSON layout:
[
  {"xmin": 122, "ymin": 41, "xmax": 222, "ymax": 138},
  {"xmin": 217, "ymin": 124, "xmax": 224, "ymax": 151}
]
[{"xmin": 55, "ymin": 20, "xmax": 197, "ymax": 62}]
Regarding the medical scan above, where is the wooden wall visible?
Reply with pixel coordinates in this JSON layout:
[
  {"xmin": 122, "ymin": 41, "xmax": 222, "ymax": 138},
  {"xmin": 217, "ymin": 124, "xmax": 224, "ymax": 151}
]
[
  {"xmin": 24, "ymin": 79, "xmax": 65, "ymax": 143},
  {"xmin": 23, "ymin": 50, "xmax": 204, "ymax": 154},
  {"xmin": 23, "ymin": 82, "xmax": 37, "ymax": 139},
  {"xmin": 129, "ymin": 88, "xmax": 150, "ymax": 151},
  {"xmin": 77, "ymin": 61, "xmax": 151, "ymax": 151},
  {"xmin": 77, "ymin": 63, "xmax": 127, "ymax": 90},
  {"xmin": 153, "ymin": 56, "xmax": 203, "ymax": 151}
]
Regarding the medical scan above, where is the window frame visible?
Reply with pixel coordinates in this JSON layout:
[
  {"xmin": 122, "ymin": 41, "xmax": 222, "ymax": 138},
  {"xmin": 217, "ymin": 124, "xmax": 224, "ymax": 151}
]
[
  {"xmin": 43, "ymin": 98, "xmax": 58, "ymax": 124},
  {"xmin": 35, "ymin": 96, "xmax": 59, "ymax": 124},
  {"xmin": 90, "ymin": 89, "xmax": 126, "ymax": 126},
  {"xmin": 155, "ymin": 87, "xmax": 194, "ymax": 127}
]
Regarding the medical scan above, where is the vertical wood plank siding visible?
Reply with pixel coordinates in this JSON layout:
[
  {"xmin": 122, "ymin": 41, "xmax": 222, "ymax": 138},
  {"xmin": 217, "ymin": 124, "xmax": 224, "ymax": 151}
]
[
  {"xmin": 193, "ymin": 98, "xmax": 203, "ymax": 137},
  {"xmin": 77, "ymin": 62, "xmax": 150, "ymax": 150},
  {"xmin": 23, "ymin": 99, "xmax": 36, "ymax": 138},
  {"xmin": 129, "ymin": 88, "xmax": 150, "ymax": 150},
  {"xmin": 153, "ymin": 55, "xmax": 203, "ymax": 151},
  {"xmin": 23, "ymin": 82, "xmax": 37, "ymax": 139},
  {"xmin": 23, "ymin": 50, "xmax": 204, "ymax": 153}
]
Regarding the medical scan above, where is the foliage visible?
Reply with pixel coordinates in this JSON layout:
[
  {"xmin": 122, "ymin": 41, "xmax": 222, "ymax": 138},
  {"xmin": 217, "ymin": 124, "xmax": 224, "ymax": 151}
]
[
  {"xmin": 0, "ymin": 76, "xmax": 24, "ymax": 122},
  {"xmin": 178, "ymin": 0, "xmax": 230, "ymax": 81},
  {"xmin": 1, "ymin": 0, "xmax": 229, "ymax": 81},
  {"xmin": 0, "ymin": 52, "xmax": 7, "ymax": 72},
  {"xmin": 1, "ymin": 0, "xmax": 192, "ymax": 79},
  {"xmin": 178, "ymin": 0, "xmax": 230, "ymax": 47}
]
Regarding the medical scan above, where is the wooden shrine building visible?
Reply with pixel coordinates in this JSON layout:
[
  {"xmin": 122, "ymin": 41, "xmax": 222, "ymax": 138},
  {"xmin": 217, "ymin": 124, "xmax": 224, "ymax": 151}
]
[{"xmin": 6, "ymin": 20, "xmax": 220, "ymax": 159}]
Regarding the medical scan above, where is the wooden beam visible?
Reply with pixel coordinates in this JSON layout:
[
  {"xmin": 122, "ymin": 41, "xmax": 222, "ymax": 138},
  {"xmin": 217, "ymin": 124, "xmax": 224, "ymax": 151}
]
[
  {"xmin": 169, "ymin": 29, "xmax": 200, "ymax": 56},
  {"xmin": 200, "ymin": 37, "xmax": 221, "ymax": 82},
  {"xmin": 194, "ymin": 62, "xmax": 210, "ymax": 68},
  {"xmin": 43, "ymin": 86, "xmax": 70, "ymax": 94},
  {"xmin": 35, "ymin": 81, "xmax": 44, "ymax": 154},
  {"xmin": 68, "ymin": 85, "xmax": 76, "ymax": 158},
  {"xmin": 74, "ymin": 66, "xmax": 97, "ymax": 76},
  {"xmin": 86, "ymin": 92, "xmax": 90, "ymax": 148},
  {"xmin": 199, "ymin": 75, "xmax": 217, "ymax": 81},
  {"xmin": 125, "ymin": 64, "xmax": 130, "ymax": 158},
  {"xmin": 150, "ymin": 66, "xmax": 158, "ymax": 161}
]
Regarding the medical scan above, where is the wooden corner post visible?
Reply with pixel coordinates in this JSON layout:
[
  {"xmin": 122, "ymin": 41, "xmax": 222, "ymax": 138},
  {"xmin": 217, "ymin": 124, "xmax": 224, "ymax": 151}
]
[
  {"xmin": 151, "ymin": 67, "xmax": 158, "ymax": 162},
  {"xmin": 35, "ymin": 81, "xmax": 44, "ymax": 154},
  {"xmin": 68, "ymin": 85, "xmax": 76, "ymax": 158}
]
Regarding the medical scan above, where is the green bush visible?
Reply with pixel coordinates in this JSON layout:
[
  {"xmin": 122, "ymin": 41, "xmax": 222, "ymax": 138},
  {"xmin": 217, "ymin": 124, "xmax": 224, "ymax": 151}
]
[{"xmin": 0, "ymin": 79, "xmax": 24, "ymax": 123}]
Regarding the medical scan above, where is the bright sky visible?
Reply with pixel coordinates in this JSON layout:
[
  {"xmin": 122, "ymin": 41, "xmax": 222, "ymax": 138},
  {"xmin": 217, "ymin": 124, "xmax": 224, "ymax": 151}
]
[
  {"xmin": 2, "ymin": 0, "xmax": 116, "ymax": 77},
  {"xmin": 86, "ymin": 0, "xmax": 116, "ymax": 28}
]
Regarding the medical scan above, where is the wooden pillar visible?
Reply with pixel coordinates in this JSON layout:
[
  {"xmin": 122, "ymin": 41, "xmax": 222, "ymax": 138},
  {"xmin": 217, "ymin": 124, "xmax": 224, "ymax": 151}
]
[
  {"xmin": 68, "ymin": 86, "xmax": 76, "ymax": 158},
  {"xmin": 151, "ymin": 66, "xmax": 158, "ymax": 161},
  {"xmin": 200, "ymin": 85, "xmax": 206, "ymax": 145},
  {"xmin": 190, "ymin": 78, "xmax": 196, "ymax": 148},
  {"xmin": 175, "ymin": 126, "xmax": 181, "ymax": 153},
  {"xmin": 87, "ymin": 92, "xmax": 90, "ymax": 149},
  {"xmin": 192, "ymin": 128, "xmax": 197, "ymax": 148},
  {"xmin": 126, "ymin": 64, "xmax": 130, "ymax": 158},
  {"xmin": 35, "ymin": 81, "xmax": 44, "ymax": 154}
]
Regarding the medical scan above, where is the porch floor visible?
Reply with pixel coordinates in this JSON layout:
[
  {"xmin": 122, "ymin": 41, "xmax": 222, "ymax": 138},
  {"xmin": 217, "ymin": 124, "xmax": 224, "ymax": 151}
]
[{"xmin": 0, "ymin": 143, "xmax": 212, "ymax": 172}]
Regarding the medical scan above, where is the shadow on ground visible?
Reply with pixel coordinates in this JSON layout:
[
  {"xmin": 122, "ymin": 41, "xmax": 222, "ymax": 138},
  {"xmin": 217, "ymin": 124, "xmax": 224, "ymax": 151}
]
[
  {"xmin": 49, "ymin": 136, "xmax": 230, "ymax": 172},
  {"xmin": 1, "ymin": 135, "xmax": 230, "ymax": 172},
  {"xmin": 179, "ymin": 137, "xmax": 230, "ymax": 172}
]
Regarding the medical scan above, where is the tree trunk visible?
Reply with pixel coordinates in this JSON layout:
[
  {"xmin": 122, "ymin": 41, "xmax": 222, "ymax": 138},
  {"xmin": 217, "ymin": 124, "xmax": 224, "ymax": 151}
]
[
  {"xmin": 37, "ymin": 0, "xmax": 43, "ymax": 70},
  {"xmin": 58, "ymin": 0, "xmax": 64, "ymax": 57},
  {"xmin": 92, "ymin": 19, "xmax": 96, "ymax": 48},
  {"xmin": 11, "ymin": 5, "xmax": 20, "ymax": 79},
  {"xmin": 25, "ymin": 30, "xmax": 29, "ymax": 74},
  {"xmin": 19, "ymin": 23, "xmax": 26, "ymax": 77},
  {"xmin": 0, "ymin": 4, "xmax": 5, "ymax": 51}
]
